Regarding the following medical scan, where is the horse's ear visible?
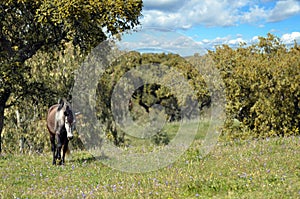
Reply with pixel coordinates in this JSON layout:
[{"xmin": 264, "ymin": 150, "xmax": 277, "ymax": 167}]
[
  {"xmin": 58, "ymin": 99, "xmax": 64, "ymax": 110},
  {"xmin": 58, "ymin": 98, "xmax": 64, "ymax": 105}
]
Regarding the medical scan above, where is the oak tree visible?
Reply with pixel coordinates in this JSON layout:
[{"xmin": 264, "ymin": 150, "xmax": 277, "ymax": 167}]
[{"xmin": 0, "ymin": 0, "xmax": 143, "ymax": 152}]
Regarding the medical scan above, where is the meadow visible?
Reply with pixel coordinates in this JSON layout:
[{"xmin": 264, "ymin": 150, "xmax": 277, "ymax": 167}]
[
  {"xmin": 1, "ymin": 122, "xmax": 299, "ymax": 199},
  {"xmin": 1, "ymin": 6, "xmax": 299, "ymax": 198}
]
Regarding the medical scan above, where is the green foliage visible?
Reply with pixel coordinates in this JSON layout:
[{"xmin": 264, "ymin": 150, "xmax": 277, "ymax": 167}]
[
  {"xmin": 209, "ymin": 33, "xmax": 300, "ymax": 139},
  {"xmin": 2, "ymin": 108, "xmax": 49, "ymax": 153},
  {"xmin": 0, "ymin": 0, "xmax": 142, "ymax": 104},
  {"xmin": 151, "ymin": 130, "xmax": 170, "ymax": 145},
  {"xmin": 96, "ymin": 52, "xmax": 210, "ymax": 145},
  {"xmin": 0, "ymin": 0, "xmax": 143, "ymax": 152},
  {"xmin": 2, "ymin": 32, "xmax": 300, "ymax": 153},
  {"xmin": 2, "ymin": 44, "xmax": 83, "ymax": 153}
]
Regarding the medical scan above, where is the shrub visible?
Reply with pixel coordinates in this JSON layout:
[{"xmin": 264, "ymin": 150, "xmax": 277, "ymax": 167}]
[{"xmin": 209, "ymin": 34, "xmax": 300, "ymax": 139}]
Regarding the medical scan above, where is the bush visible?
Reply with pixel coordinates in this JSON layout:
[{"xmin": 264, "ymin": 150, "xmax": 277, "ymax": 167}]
[
  {"xmin": 152, "ymin": 130, "xmax": 170, "ymax": 145},
  {"xmin": 209, "ymin": 33, "xmax": 300, "ymax": 139}
]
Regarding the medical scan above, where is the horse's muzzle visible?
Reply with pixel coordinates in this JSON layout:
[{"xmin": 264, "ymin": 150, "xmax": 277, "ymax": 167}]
[{"xmin": 67, "ymin": 135, "xmax": 74, "ymax": 140}]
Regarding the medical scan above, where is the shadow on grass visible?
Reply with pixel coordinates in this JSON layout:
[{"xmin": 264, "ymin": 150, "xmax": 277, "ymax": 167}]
[{"xmin": 69, "ymin": 150, "xmax": 110, "ymax": 164}]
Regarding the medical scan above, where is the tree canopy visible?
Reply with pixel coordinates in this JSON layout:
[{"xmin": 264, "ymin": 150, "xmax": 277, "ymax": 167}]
[{"xmin": 0, "ymin": 0, "xmax": 143, "ymax": 152}]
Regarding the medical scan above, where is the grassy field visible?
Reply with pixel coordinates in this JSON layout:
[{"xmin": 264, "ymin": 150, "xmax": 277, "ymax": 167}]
[{"xmin": 0, "ymin": 122, "xmax": 300, "ymax": 198}]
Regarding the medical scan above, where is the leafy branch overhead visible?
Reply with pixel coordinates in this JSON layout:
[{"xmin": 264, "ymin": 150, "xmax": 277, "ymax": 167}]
[
  {"xmin": 35, "ymin": 0, "xmax": 142, "ymax": 50},
  {"xmin": 1, "ymin": 0, "xmax": 142, "ymax": 98},
  {"xmin": 2, "ymin": 0, "xmax": 142, "ymax": 55}
]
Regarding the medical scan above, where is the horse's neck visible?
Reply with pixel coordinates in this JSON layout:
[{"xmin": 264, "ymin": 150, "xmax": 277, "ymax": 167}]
[{"xmin": 55, "ymin": 109, "xmax": 65, "ymax": 123}]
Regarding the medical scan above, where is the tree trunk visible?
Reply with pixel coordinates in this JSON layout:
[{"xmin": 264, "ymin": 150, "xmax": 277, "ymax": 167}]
[
  {"xmin": 0, "ymin": 105, "xmax": 4, "ymax": 154},
  {"xmin": 0, "ymin": 90, "xmax": 11, "ymax": 153}
]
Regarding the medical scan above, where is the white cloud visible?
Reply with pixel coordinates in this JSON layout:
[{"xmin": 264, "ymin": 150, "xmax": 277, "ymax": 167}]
[
  {"xmin": 268, "ymin": 0, "xmax": 300, "ymax": 22},
  {"xmin": 142, "ymin": 10, "xmax": 188, "ymax": 28},
  {"xmin": 227, "ymin": 38, "xmax": 246, "ymax": 45},
  {"xmin": 119, "ymin": 30, "xmax": 300, "ymax": 57},
  {"xmin": 199, "ymin": 31, "xmax": 300, "ymax": 50},
  {"xmin": 281, "ymin": 32, "xmax": 300, "ymax": 44},
  {"xmin": 118, "ymin": 28, "xmax": 206, "ymax": 56},
  {"xmin": 241, "ymin": 5, "xmax": 268, "ymax": 23},
  {"xmin": 142, "ymin": 0, "xmax": 241, "ymax": 28},
  {"xmin": 251, "ymin": 36, "xmax": 260, "ymax": 43},
  {"xmin": 199, "ymin": 36, "xmax": 247, "ymax": 49},
  {"xmin": 141, "ymin": 0, "xmax": 300, "ymax": 29}
]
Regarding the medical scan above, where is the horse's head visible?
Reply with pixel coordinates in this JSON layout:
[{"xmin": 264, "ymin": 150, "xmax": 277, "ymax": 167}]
[
  {"xmin": 58, "ymin": 99, "xmax": 75, "ymax": 140},
  {"xmin": 64, "ymin": 105, "xmax": 75, "ymax": 140}
]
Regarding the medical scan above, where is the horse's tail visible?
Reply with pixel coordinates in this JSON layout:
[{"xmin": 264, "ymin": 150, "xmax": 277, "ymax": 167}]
[{"xmin": 66, "ymin": 145, "xmax": 71, "ymax": 155}]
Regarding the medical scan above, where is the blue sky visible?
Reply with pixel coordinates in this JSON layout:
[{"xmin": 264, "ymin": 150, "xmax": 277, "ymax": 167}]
[{"xmin": 118, "ymin": 0, "xmax": 300, "ymax": 56}]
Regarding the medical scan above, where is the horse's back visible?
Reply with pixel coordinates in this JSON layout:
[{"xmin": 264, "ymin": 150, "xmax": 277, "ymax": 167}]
[{"xmin": 47, "ymin": 104, "xmax": 59, "ymax": 135}]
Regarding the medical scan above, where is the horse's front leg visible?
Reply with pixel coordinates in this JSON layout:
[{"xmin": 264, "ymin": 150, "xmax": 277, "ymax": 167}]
[
  {"xmin": 50, "ymin": 135, "xmax": 56, "ymax": 165},
  {"xmin": 61, "ymin": 140, "xmax": 69, "ymax": 165},
  {"xmin": 55, "ymin": 133, "xmax": 62, "ymax": 165}
]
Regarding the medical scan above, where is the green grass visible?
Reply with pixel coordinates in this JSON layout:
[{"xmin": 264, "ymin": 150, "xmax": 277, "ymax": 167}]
[
  {"xmin": 1, "ymin": 135, "xmax": 299, "ymax": 198},
  {"xmin": 124, "ymin": 119, "xmax": 209, "ymax": 148}
]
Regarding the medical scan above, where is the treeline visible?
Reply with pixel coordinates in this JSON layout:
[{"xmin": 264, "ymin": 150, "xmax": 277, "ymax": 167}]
[
  {"xmin": 2, "ymin": 34, "xmax": 299, "ymax": 153},
  {"xmin": 95, "ymin": 51, "xmax": 212, "ymax": 145}
]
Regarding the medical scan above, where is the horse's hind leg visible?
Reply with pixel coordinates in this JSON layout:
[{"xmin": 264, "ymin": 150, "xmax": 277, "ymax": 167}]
[{"xmin": 50, "ymin": 135, "xmax": 56, "ymax": 165}]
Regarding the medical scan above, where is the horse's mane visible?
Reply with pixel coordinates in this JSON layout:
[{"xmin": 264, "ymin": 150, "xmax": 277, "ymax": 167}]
[{"xmin": 57, "ymin": 99, "xmax": 66, "ymax": 111}]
